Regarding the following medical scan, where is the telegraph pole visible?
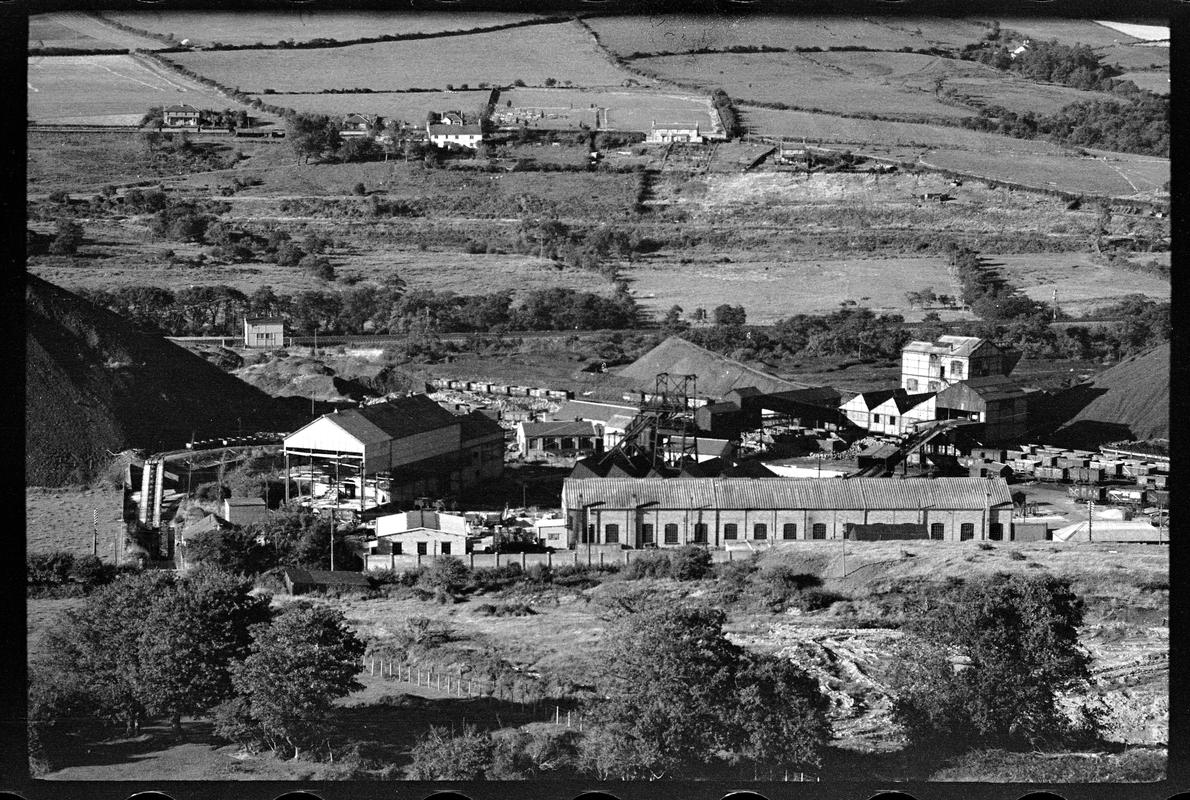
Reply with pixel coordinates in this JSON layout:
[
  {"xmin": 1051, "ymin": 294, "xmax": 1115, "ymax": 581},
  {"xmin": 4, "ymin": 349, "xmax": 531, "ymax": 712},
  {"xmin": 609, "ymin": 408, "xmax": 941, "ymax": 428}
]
[{"xmin": 1087, "ymin": 501, "xmax": 1093, "ymax": 542}]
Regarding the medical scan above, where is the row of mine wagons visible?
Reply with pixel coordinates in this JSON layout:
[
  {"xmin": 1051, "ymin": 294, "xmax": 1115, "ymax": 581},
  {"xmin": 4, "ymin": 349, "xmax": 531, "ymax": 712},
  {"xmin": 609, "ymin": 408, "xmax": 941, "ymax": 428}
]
[
  {"xmin": 566, "ymin": 507, "xmax": 1014, "ymax": 547},
  {"xmin": 430, "ymin": 378, "xmax": 573, "ymax": 400}
]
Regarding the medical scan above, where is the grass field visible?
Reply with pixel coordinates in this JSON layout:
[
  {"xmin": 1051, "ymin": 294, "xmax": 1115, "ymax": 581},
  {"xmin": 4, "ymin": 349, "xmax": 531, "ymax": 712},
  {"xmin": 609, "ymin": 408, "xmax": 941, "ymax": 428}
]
[
  {"xmin": 102, "ymin": 10, "xmax": 545, "ymax": 46},
  {"xmin": 638, "ymin": 51, "xmax": 975, "ymax": 121},
  {"xmin": 587, "ymin": 14, "xmax": 990, "ymax": 56},
  {"xmin": 1116, "ymin": 71, "xmax": 1170, "ymax": 95},
  {"xmin": 1093, "ymin": 44, "xmax": 1169, "ymax": 71},
  {"xmin": 31, "ymin": 249, "xmax": 613, "ymax": 300},
  {"xmin": 499, "ymin": 87, "xmax": 718, "ymax": 132},
  {"xmin": 26, "ymin": 487, "xmax": 126, "ymax": 561},
  {"xmin": 170, "ymin": 23, "xmax": 634, "ymax": 92},
  {"xmin": 29, "ymin": 11, "xmax": 173, "ymax": 51},
  {"xmin": 27, "ymin": 54, "xmax": 246, "ymax": 125},
  {"xmin": 996, "ymin": 18, "xmax": 1146, "ymax": 47},
  {"xmin": 255, "ymin": 89, "xmax": 492, "ymax": 120},
  {"xmin": 919, "ymin": 148, "xmax": 1169, "ymax": 197},
  {"xmin": 990, "ymin": 254, "xmax": 1170, "ymax": 315}
]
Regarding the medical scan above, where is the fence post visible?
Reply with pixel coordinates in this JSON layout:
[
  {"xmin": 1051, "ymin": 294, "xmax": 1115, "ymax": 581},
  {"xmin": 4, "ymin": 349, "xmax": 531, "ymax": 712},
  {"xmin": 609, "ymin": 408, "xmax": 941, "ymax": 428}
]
[
  {"xmin": 470, "ymin": 552, "xmax": 475, "ymax": 568},
  {"xmin": 370, "ymin": 657, "xmax": 375, "ymax": 676},
  {"xmin": 599, "ymin": 551, "xmax": 604, "ymax": 567},
  {"xmin": 437, "ymin": 673, "xmax": 441, "ymax": 691},
  {"xmin": 566, "ymin": 711, "xmax": 572, "ymax": 727},
  {"xmin": 522, "ymin": 551, "xmax": 527, "ymax": 569},
  {"xmin": 495, "ymin": 552, "xmax": 500, "ymax": 568},
  {"xmin": 555, "ymin": 705, "xmax": 560, "ymax": 724}
]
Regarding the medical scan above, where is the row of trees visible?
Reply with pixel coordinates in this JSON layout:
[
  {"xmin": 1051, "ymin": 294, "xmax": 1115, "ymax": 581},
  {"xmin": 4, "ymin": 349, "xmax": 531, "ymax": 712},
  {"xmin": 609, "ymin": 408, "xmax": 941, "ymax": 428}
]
[
  {"xmin": 962, "ymin": 34, "xmax": 1125, "ymax": 91},
  {"xmin": 30, "ymin": 569, "xmax": 363, "ymax": 771},
  {"xmin": 79, "ymin": 281, "xmax": 641, "ymax": 338},
  {"xmin": 141, "ymin": 106, "xmax": 252, "ymax": 130}
]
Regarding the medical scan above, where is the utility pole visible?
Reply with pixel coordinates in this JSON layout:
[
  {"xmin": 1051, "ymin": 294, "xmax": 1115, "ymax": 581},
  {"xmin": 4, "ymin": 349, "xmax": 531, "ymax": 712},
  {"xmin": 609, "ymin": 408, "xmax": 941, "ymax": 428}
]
[
  {"xmin": 92, "ymin": 508, "xmax": 98, "ymax": 557},
  {"xmin": 1087, "ymin": 500, "xmax": 1093, "ymax": 543}
]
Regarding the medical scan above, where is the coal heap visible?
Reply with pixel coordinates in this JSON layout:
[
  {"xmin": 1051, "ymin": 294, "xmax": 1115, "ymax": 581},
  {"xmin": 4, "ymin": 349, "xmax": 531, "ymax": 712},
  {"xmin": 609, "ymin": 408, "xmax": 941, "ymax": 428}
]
[{"xmin": 26, "ymin": 276, "xmax": 306, "ymax": 485}]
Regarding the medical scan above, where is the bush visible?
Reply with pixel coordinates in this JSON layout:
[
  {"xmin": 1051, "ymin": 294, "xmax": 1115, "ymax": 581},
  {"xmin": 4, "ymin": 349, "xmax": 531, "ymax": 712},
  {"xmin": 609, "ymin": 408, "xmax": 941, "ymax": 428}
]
[
  {"xmin": 48, "ymin": 219, "xmax": 84, "ymax": 255},
  {"xmin": 623, "ymin": 551, "xmax": 671, "ymax": 579},
  {"xmin": 352, "ymin": 182, "xmax": 367, "ymax": 196},
  {"xmin": 796, "ymin": 587, "xmax": 849, "ymax": 612},
  {"xmin": 671, "ymin": 545, "xmax": 712, "ymax": 580},
  {"xmin": 420, "ymin": 556, "xmax": 470, "ymax": 595},
  {"xmin": 1009, "ymin": 551, "xmax": 1028, "ymax": 561}
]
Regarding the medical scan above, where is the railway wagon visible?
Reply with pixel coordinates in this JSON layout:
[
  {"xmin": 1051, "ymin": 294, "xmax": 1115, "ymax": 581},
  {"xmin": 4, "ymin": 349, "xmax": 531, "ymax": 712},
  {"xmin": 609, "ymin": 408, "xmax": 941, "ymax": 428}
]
[
  {"xmin": 490, "ymin": 384, "xmax": 510, "ymax": 395},
  {"xmin": 1036, "ymin": 466, "xmax": 1068, "ymax": 482},
  {"xmin": 1067, "ymin": 484, "xmax": 1107, "ymax": 503},
  {"xmin": 509, "ymin": 386, "xmax": 531, "ymax": 397},
  {"xmin": 1107, "ymin": 487, "xmax": 1148, "ymax": 506},
  {"xmin": 545, "ymin": 389, "xmax": 573, "ymax": 400}
]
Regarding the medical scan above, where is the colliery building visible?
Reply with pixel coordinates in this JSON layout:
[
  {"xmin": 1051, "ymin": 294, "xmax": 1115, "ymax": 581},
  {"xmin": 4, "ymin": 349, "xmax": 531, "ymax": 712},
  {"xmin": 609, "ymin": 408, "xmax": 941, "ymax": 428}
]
[
  {"xmin": 282, "ymin": 394, "xmax": 504, "ymax": 509},
  {"xmin": 562, "ymin": 477, "xmax": 1014, "ymax": 549}
]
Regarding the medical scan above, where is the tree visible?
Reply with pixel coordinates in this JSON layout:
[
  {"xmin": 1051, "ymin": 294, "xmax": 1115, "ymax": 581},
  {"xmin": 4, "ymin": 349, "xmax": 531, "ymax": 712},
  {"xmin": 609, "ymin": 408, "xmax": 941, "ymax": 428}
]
[
  {"xmin": 217, "ymin": 602, "xmax": 365, "ymax": 759},
  {"xmin": 287, "ymin": 112, "xmax": 342, "ymax": 164},
  {"xmin": 33, "ymin": 570, "xmax": 268, "ymax": 737},
  {"xmin": 890, "ymin": 573, "xmax": 1092, "ymax": 754},
  {"xmin": 731, "ymin": 653, "xmax": 831, "ymax": 779},
  {"xmin": 662, "ymin": 305, "xmax": 688, "ymax": 332},
  {"xmin": 299, "ymin": 253, "xmax": 335, "ymax": 282},
  {"xmin": 136, "ymin": 569, "xmax": 272, "ymax": 734},
  {"xmin": 585, "ymin": 605, "xmax": 827, "ymax": 778},
  {"xmin": 184, "ymin": 527, "xmax": 278, "ymax": 575},
  {"xmin": 339, "ymin": 137, "xmax": 380, "ymax": 164},
  {"xmin": 420, "ymin": 555, "xmax": 470, "ymax": 596},
  {"xmin": 48, "ymin": 219, "xmax": 84, "ymax": 255},
  {"xmin": 713, "ymin": 303, "xmax": 746, "ymax": 325}
]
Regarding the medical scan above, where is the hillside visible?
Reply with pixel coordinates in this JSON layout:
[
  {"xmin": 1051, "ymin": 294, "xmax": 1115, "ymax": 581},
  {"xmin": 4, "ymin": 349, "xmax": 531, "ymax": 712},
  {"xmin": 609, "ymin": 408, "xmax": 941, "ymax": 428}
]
[
  {"xmin": 1043, "ymin": 343, "xmax": 1169, "ymax": 449},
  {"xmin": 26, "ymin": 276, "xmax": 307, "ymax": 486}
]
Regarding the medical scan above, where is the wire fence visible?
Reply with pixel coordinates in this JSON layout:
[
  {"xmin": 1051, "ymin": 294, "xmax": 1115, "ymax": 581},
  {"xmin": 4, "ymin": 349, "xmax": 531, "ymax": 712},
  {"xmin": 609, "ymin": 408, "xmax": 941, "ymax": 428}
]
[{"xmin": 361, "ymin": 656, "xmax": 587, "ymax": 730}]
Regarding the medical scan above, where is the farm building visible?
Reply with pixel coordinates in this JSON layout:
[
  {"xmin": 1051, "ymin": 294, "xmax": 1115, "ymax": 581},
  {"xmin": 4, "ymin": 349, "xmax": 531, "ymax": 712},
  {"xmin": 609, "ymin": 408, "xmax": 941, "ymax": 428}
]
[
  {"xmin": 163, "ymin": 103, "xmax": 200, "ymax": 127},
  {"xmin": 243, "ymin": 316, "xmax": 285, "ymax": 348},
  {"xmin": 220, "ymin": 497, "xmax": 270, "ymax": 527},
  {"xmin": 516, "ymin": 420, "xmax": 602, "ymax": 461},
  {"xmin": 368, "ymin": 509, "xmax": 470, "ymax": 565},
  {"xmin": 279, "ymin": 567, "xmax": 371, "ymax": 595},
  {"xmin": 562, "ymin": 476, "xmax": 1014, "ymax": 549},
  {"xmin": 427, "ymin": 121, "xmax": 483, "ymax": 149},
  {"xmin": 282, "ymin": 393, "xmax": 504, "ymax": 509},
  {"xmin": 340, "ymin": 112, "xmax": 375, "ymax": 135},
  {"xmin": 646, "ymin": 121, "xmax": 706, "ymax": 144},
  {"xmin": 901, "ymin": 336, "xmax": 1019, "ymax": 393}
]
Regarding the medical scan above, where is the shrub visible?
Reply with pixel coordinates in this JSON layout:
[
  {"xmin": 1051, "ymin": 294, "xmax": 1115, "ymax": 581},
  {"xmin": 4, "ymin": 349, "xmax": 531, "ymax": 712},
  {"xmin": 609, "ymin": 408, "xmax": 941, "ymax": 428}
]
[
  {"xmin": 623, "ymin": 551, "xmax": 671, "ymax": 579},
  {"xmin": 48, "ymin": 219, "xmax": 84, "ymax": 255},
  {"xmin": 671, "ymin": 545, "xmax": 712, "ymax": 580},
  {"xmin": 352, "ymin": 182, "xmax": 367, "ymax": 196},
  {"xmin": 977, "ymin": 542, "xmax": 995, "ymax": 551},
  {"xmin": 796, "ymin": 587, "xmax": 849, "ymax": 612},
  {"xmin": 299, "ymin": 254, "xmax": 335, "ymax": 281},
  {"xmin": 420, "ymin": 556, "xmax": 470, "ymax": 595},
  {"xmin": 1009, "ymin": 551, "xmax": 1028, "ymax": 561}
]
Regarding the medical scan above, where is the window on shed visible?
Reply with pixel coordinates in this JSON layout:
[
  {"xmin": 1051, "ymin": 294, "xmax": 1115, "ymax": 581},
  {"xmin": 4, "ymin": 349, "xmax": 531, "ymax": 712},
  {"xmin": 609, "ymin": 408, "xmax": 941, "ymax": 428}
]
[
  {"xmin": 906, "ymin": 378, "xmax": 918, "ymax": 391},
  {"xmin": 416, "ymin": 541, "xmax": 428, "ymax": 555},
  {"xmin": 811, "ymin": 523, "xmax": 827, "ymax": 540},
  {"xmin": 641, "ymin": 523, "xmax": 654, "ymax": 544},
  {"xmin": 723, "ymin": 523, "xmax": 738, "ymax": 540},
  {"xmin": 989, "ymin": 522, "xmax": 1003, "ymax": 541},
  {"xmin": 440, "ymin": 542, "xmax": 451, "ymax": 555},
  {"xmin": 605, "ymin": 523, "xmax": 619, "ymax": 543},
  {"xmin": 930, "ymin": 523, "xmax": 944, "ymax": 540},
  {"xmin": 753, "ymin": 523, "xmax": 767, "ymax": 540},
  {"xmin": 663, "ymin": 523, "xmax": 679, "ymax": 545},
  {"xmin": 693, "ymin": 523, "xmax": 708, "ymax": 543},
  {"xmin": 873, "ymin": 414, "xmax": 881, "ymax": 424},
  {"xmin": 960, "ymin": 523, "xmax": 975, "ymax": 541},
  {"xmin": 393, "ymin": 542, "xmax": 403, "ymax": 554},
  {"xmin": 951, "ymin": 360, "xmax": 964, "ymax": 377},
  {"xmin": 783, "ymin": 523, "xmax": 798, "ymax": 540}
]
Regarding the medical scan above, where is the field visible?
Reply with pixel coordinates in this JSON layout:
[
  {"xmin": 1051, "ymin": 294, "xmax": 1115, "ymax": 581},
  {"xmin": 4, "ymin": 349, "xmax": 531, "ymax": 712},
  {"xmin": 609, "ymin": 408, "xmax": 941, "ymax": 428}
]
[
  {"xmin": 26, "ymin": 487, "xmax": 126, "ymax": 561},
  {"xmin": 991, "ymin": 254, "xmax": 1170, "ymax": 315},
  {"xmin": 499, "ymin": 87, "xmax": 718, "ymax": 132},
  {"xmin": 29, "ymin": 11, "xmax": 173, "ymax": 51},
  {"xmin": 255, "ymin": 89, "xmax": 492, "ymax": 121},
  {"xmin": 101, "ymin": 10, "xmax": 546, "ymax": 46},
  {"xmin": 1093, "ymin": 43, "xmax": 1169, "ymax": 71},
  {"xmin": 919, "ymin": 148, "xmax": 1169, "ymax": 197},
  {"xmin": 27, "ymin": 54, "xmax": 249, "ymax": 126},
  {"xmin": 638, "ymin": 51, "xmax": 976, "ymax": 121},
  {"xmin": 996, "ymin": 18, "xmax": 1146, "ymax": 47},
  {"xmin": 625, "ymin": 255, "xmax": 966, "ymax": 322},
  {"xmin": 1117, "ymin": 71, "xmax": 1170, "ymax": 95},
  {"xmin": 30, "ymin": 245, "xmax": 612, "ymax": 300},
  {"xmin": 170, "ymin": 23, "xmax": 635, "ymax": 92},
  {"xmin": 587, "ymin": 15, "xmax": 990, "ymax": 56}
]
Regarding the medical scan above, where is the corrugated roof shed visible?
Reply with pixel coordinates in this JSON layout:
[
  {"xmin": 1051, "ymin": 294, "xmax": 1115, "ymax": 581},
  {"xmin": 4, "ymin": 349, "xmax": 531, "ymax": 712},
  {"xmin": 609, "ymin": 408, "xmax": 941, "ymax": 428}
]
[
  {"xmin": 563, "ymin": 477, "xmax": 1011, "ymax": 510},
  {"xmin": 460, "ymin": 410, "xmax": 504, "ymax": 442},
  {"xmin": 522, "ymin": 421, "xmax": 598, "ymax": 437}
]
